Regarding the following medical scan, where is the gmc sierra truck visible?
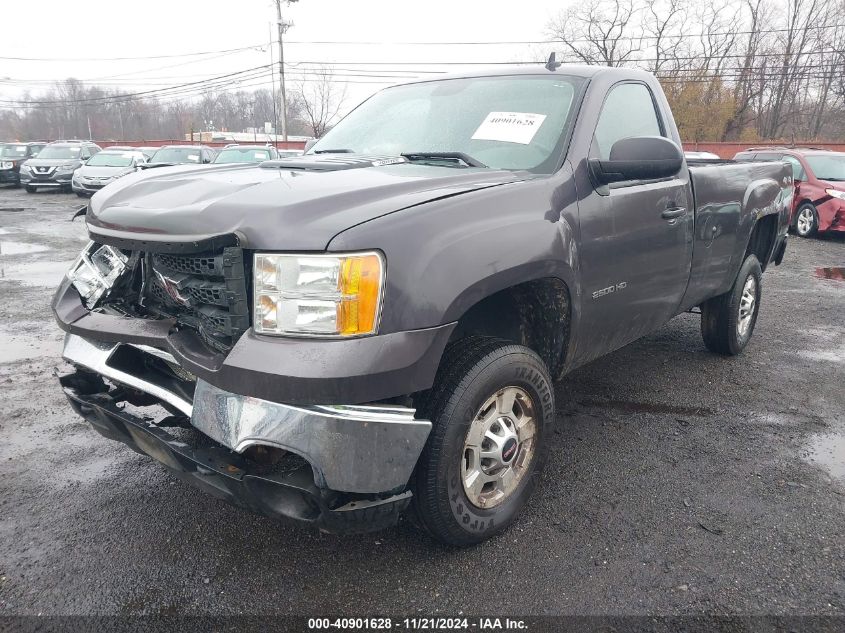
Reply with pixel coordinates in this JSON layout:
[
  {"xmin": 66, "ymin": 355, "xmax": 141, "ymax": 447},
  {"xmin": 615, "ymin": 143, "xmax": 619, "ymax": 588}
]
[{"xmin": 53, "ymin": 64, "xmax": 791, "ymax": 546}]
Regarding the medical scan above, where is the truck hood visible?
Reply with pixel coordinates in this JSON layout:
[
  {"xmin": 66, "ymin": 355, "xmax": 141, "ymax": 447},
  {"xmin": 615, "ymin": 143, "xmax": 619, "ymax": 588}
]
[{"xmin": 86, "ymin": 155, "xmax": 525, "ymax": 250}]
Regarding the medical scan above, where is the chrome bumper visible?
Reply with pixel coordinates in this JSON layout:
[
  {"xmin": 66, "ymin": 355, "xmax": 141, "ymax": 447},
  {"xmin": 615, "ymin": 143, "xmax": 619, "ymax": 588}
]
[{"xmin": 62, "ymin": 334, "xmax": 431, "ymax": 494}]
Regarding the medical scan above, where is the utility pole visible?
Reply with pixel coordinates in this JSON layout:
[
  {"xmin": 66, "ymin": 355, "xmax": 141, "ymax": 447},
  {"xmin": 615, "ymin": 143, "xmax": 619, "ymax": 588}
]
[{"xmin": 274, "ymin": 0, "xmax": 297, "ymax": 144}]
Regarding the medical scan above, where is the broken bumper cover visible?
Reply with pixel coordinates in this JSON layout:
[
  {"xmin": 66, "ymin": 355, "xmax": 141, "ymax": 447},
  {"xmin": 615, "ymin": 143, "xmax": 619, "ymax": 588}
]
[
  {"xmin": 60, "ymin": 377, "xmax": 412, "ymax": 533},
  {"xmin": 60, "ymin": 334, "xmax": 431, "ymax": 532},
  {"xmin": 62, "ymin": 333, "xmax": 431, "ymax": 494}
]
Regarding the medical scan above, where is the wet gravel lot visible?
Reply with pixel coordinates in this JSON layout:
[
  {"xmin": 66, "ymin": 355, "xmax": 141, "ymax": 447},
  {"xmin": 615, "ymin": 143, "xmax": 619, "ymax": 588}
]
[{"xmin": 0, "ymin": 185, "xmax": 843, "ymax": 617}]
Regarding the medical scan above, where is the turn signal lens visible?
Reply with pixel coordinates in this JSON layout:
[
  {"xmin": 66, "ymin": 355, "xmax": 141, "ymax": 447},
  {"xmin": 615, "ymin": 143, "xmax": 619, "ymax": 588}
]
[{"xmin": 338, "ymin": 254, "xmax": 382, "ymax": 335}]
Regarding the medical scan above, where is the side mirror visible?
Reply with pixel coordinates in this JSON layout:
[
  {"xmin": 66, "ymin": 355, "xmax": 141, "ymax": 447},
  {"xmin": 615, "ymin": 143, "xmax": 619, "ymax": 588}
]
[
  {"xmin": 589, "ymin": 136, "xmax": 683, "ymax": 185},
  {"xmin": 304, "ymin": 138, "xmax": 318, "ymax": 153}
]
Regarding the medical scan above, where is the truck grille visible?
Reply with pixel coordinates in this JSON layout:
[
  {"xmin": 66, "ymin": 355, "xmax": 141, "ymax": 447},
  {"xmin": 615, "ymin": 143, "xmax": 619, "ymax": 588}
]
[{"xmin": 146, "ymin": 247, "xmax": 250, "ymax": 352}]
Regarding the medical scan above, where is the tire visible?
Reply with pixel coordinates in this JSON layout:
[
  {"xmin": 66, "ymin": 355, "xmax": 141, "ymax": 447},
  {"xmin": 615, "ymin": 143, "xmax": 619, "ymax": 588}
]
[
  {"xmin": 24, "ymin": 185, "xmax": 36, "ymax": 193},
  {"xmin": 75, "ymin": 192, "xmax": 87, "ymax": 198},
  {"xmin": 410, "ymin": 336, "xmax": 554, "ymax": 546},
  {"xmin": 794, "ymin": 202, "xmax": 818, "ymax": 238},
  {"xmin": 701, "ymin": 255, "xmax": 762, "ymax": 356}
]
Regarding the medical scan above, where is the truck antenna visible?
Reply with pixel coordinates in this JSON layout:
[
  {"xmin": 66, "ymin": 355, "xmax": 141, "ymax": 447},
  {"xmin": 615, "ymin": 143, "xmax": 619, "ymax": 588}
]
[{"xmin": 545, "ymin": 52, "xmax": 562, "ymax": 71}]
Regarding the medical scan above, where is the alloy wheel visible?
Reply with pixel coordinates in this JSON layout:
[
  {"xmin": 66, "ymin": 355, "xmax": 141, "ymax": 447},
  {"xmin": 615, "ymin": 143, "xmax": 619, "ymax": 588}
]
[{"xmin": 461, "ymin": 386, "xmax": 538, "ymax": 509}]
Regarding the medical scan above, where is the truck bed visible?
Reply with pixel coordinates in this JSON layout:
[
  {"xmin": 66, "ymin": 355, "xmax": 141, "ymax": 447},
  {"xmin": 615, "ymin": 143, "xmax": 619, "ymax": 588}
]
[{"xmin": 684, "ymin": 160, "xmax": 790, "ymax": 308}]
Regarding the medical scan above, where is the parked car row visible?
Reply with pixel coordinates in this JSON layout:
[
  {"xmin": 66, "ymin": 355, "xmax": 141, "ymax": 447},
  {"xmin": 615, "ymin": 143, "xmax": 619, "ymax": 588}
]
[
  {"xmin": 0, "ymin": 140, "xmax": 303, "ymax": 197},
  {"xmin": 735, "ymin": 147, "xmax": 845, "ymax": 238}
]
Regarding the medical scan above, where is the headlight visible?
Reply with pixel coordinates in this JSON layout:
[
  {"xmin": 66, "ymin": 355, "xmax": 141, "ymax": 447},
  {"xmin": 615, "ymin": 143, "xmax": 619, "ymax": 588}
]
[
  {"xmin": 0, "ymin": 161, "xmax": 13, "ymax": 170},
  {"xmin": 19, "ymin": 163, "xmax": 31, "ymax": 172},
  {"xmin": 57, "ymin": 163, "xmax": 77, "ymax": 173},
  {"xmin": 825, "ymin": 188, "xmax": 845, "ymax": 201},
  {"xmin": 66, "ymin": 242, "xmax": 128, "ymax": 308},
  {"xmin": 253, "ymin": 252, "xmax": 384, "ymax": 337}
]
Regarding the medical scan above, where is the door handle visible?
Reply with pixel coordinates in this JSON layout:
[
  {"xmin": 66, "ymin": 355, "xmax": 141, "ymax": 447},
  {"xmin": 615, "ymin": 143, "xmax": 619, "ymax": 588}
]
[{"xmin": 661, "ymin": 207, "xmax": 686, "ymax": 220}]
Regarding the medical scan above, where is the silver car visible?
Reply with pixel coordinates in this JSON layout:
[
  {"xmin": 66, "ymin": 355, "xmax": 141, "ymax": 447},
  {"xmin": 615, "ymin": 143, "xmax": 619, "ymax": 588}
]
[{"xmin": 71, "ymin": 150, "xmax": 147, "ymax": 197}]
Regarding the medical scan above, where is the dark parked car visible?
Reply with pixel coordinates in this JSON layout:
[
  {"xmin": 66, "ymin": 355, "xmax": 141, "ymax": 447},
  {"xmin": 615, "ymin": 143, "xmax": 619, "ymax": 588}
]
[
  {"xmin": 0, "ymin": 141, "xmax": 47, "ymax": 187},
  {"xmin": 20, "ymin": 140, "xmax": 101, "ymax": 193},
  {"xmin": 54, "ymin": 65, "xmax": 790, "ymax": 545},
  {"xmin": 71, "ymin": 150, "xmax": 148, "ymax": 197},
  {"xmin": 213, "ymin": 145, "xmax": 279, "ymax": 164},
  {"xmin": 735, "ymin": 147, "xmax": 845, "ymax": 237},
  {"xmin": 141, "ymin": 145, "xmax": 217, "ymax": 169}
]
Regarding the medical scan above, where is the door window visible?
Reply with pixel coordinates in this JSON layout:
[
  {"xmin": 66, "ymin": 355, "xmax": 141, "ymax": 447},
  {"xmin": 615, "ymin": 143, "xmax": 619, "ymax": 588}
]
[
  {"xmin": 782, "ymin": 155, "xmax": 805, "ymax": 180},
  {"xmin": 593, "ymin": 83, "xmax": 663, "ymax": 161}
]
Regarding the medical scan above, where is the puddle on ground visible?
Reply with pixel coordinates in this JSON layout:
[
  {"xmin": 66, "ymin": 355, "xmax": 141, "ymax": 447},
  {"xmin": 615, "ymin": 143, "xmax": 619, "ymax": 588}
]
[
  {"xmin": 0, "ymin": 240, "xmax": 49, "ymax": 255},
  {"xmin": 577, "ymin": 399, "xmax": 714, "ymax": 417},
  {"xmin": 0, "ymin": 207, "xmax": 30, "ymax": 212},
  {"xmin": 805, "ymin": 432, "xmax": 845, "ymax": 482},
  {"xmin": 815, "ymin": 267, "xmax": 845, "ymax": 281},
  {"xmin": 0, "ymin": 260, "xmax": 70, "ymax": 286}
]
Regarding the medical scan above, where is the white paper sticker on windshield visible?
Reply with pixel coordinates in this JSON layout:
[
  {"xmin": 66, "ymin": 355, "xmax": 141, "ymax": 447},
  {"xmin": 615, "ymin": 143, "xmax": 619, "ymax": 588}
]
[
  {"xmin": 187, "ymin": 154, "xmax": 199, "ymax": 162},
  {"xmin": 471, "ymin": 112, "xmax": 547, "ymax": 145},
  {"xmin": 254, "ymin": 151, "xmax": 269, "ymax": 159}
]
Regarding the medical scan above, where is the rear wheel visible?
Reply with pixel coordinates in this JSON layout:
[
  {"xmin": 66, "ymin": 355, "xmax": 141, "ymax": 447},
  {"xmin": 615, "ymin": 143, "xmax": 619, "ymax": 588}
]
[
  {"xmin": 411, "ymin": 336, "xmax": 553, "ymax": 546},
  {"xmin": 794, "ymin": 202, "xmax": 818, "ymax": 238},
  {"xmin": 700, "ymin": 255, "xmax": 762, "ymax": 356}
]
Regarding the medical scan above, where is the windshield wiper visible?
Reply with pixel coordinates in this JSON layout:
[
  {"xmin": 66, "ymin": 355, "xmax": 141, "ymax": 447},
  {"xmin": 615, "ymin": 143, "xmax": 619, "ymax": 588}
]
[
  {"xmin": 314, "ymin": 148, "xmax": 355, "ymax": 154},
  {"xmin": 401, "ymin": 152, "xmax": 487, "ymax": 168}
]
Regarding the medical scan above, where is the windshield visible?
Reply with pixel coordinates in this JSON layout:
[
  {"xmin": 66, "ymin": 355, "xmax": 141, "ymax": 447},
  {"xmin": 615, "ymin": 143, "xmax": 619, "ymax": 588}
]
[
  {"xmin": 37, "ymin": 145, "xmax": 82, "ymax": 159},
  {"xmin": 805, "ymin": 155, "xmax": 845, "ymax": 181},
  {"xmin": 150, "ymin": 148, "xmax": 201, "ymax": 164},
  {"xmin": 214, "ymin": 148, "xmax": 273, "ymax": 163},
  {"xmin": 86, "ymin": 153, "xmax": 133, "ymax": 167},
  {"xmin": 310, "ymin": 75, "xmax": 583, "ymax": 172},
  {"xmin": 0, "ymin": 145, "xmax": 28, "ymax": 158}
]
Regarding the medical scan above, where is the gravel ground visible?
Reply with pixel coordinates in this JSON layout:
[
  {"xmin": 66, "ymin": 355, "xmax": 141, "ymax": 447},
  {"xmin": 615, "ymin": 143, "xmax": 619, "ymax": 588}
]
[{"xmin": 0, "ymin": 186, "xmax": 843, "ymax": 618}]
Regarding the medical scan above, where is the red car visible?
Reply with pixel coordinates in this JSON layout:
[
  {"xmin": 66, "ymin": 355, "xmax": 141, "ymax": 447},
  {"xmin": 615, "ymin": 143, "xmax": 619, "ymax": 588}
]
[{"xmin": 735, "ymin": 147, "xmax": 845, "ymax": 237}]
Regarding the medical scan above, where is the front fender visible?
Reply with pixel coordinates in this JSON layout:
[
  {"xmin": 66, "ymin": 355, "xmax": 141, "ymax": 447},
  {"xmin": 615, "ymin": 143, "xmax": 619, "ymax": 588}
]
[{"xmin": 327, "ymin": 173, "xmax": 581, "ymax": 335}]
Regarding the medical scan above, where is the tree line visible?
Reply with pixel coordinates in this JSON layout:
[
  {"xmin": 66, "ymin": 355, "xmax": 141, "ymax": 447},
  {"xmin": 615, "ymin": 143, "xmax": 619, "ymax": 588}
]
[
  {"xmin": 0, "ymin": 68, "xmax": 346, "ymax": 142},
  {"xmin": 548, "ymin": 0, "xmax": 845, "ymax": 141},
  {"xmin": 2, "ymin": 0, "xmax": 843, "ymax": 144}
]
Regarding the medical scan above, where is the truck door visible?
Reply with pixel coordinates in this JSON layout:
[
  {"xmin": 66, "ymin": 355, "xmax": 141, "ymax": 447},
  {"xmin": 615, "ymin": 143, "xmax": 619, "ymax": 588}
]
[{"xmin": 577, "ymin": 81, "xmax": 693, "ymax": 356}]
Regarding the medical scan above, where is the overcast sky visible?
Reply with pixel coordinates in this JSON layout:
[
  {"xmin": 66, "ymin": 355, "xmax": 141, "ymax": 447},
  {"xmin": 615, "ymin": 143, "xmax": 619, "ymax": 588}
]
[{"xmin": 1, "ymin": 0, "xmax": 564, "ymax": 114}]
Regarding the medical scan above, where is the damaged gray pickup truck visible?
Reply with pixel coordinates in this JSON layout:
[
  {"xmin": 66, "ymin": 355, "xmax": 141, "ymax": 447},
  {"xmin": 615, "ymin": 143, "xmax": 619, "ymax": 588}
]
[{"xmin": 53, "ymin": 64, "xmax": 791, "ymax": 545}]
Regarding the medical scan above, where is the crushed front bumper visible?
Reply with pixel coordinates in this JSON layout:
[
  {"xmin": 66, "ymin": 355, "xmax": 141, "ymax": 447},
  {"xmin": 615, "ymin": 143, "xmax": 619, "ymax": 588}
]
[
  {"xmin": 59, "ymin": 333, "xmax": 432, "ymax": 532},
  {"xmin": 60, "ymin": 375, "xmax": 412, "ymax": 533}
]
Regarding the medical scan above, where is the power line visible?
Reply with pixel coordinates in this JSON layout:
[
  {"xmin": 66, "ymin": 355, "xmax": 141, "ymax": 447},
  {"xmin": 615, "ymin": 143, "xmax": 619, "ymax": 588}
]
[
  {"xmin": 283, "ymin": 23, "xmax": 845, "ymax": 46},
  {"xmin": 0, "ymin": 43, "xmax": 269, "ymax": 62}
]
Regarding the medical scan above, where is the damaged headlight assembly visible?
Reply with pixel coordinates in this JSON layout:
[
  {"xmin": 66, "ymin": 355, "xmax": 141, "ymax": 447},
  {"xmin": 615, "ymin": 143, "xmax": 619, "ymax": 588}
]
[
  {"xmin": 253, "ymin": 252, "xmax": 384, "ymax": 337},
  {"xmin": 66, "ymin": 241, "xmax": 128, "ymax": 309}
]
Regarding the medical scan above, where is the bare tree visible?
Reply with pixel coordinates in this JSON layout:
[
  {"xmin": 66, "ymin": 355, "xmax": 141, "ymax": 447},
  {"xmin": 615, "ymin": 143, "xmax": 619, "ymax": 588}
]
[
  {"xmin": 295, "ymin": 68, "xmax": 347, "ymax": 138},
  {"xmin": 547, "ymin": 0, "xmax": 644, "ymax": 66}
]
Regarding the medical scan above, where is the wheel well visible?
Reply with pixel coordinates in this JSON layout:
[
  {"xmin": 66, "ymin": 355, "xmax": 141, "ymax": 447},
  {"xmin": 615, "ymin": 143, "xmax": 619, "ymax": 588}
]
[
  {"xmin": 745, "ymin": 214, "xmax": 779, "ymax": 271},
  {"xmin": 448, "ymin": 278, "xmax": 570, "ymax": 378}
]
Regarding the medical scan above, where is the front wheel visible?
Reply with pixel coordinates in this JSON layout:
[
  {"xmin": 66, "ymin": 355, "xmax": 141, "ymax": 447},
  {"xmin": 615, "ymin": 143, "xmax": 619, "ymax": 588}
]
[
  {"xmin": 794, "ymin": 203, "xmax": 818, "ymax": 238},
  {"xmin": 411, "ymin": 337, "xmax": 554, "ymax": 546},
  {"xmin": 700, "ymin": 255, "xmax": 762, "ymax": 356},
  {"xmin": 24, "ymin": 185, "xmax": 36, "ymax": 193}
]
